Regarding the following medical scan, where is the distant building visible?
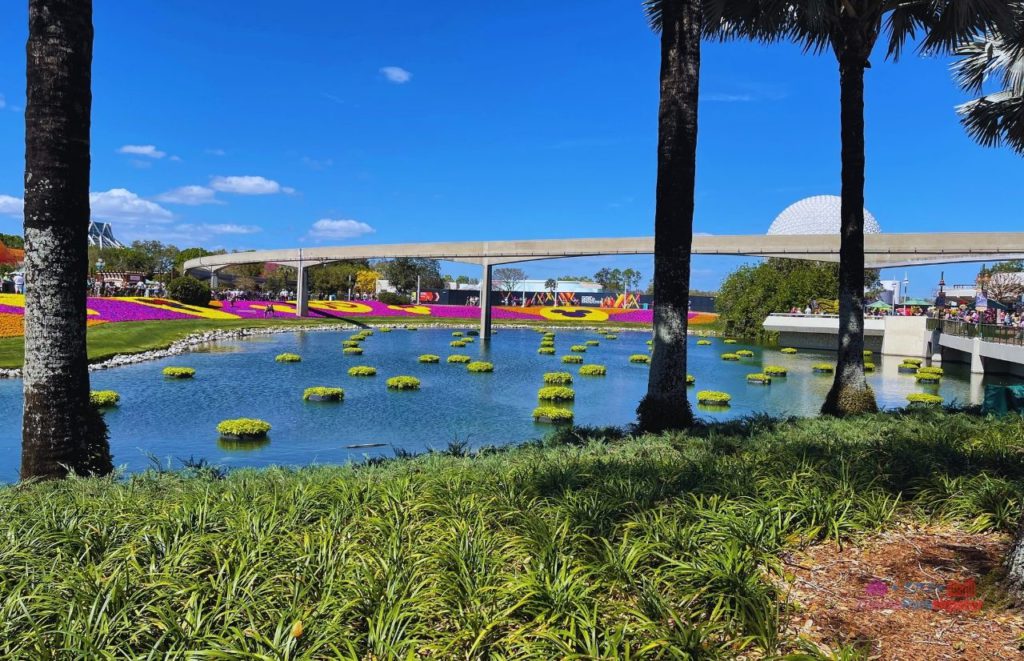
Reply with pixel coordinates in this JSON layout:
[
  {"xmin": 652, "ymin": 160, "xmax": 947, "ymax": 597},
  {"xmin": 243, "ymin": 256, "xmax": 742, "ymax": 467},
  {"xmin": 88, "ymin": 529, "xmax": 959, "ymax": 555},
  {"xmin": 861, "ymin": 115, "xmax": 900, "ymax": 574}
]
[{"xmin": 87, "ymin": 221, "xmax": 125, "ymax": 249}]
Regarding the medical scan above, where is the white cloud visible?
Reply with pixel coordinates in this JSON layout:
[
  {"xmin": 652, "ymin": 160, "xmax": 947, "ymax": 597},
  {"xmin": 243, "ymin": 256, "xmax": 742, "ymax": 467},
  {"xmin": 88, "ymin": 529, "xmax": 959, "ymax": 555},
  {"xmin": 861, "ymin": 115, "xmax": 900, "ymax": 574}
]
[
  {"xmin": 89, "ymin": 188, "xmax": 173, "ymax": 222},
  {"xmin": 306, "ymin": 218, "xmax": 375, "ymax": 241},
  {"xmin": 199, "ymin": 223, "xmax": 261, "ymax": 235},
  {"xmin": 118, "ymin": 144, "xmax": 167, "ymax": 159},
  {"xmin": 155, "ymin": 185, "xmax": 221, "ymax": 205},
  {"xmin": 0, "ymin": 194, "xmax": 23, "ymax": 217},
  {"xmin": 210, "ymin": 175, "xmax": 292, "ymax": 195},
  {"xmin": 380, "ymin": 66, "xmax": 412, "ymax": 84}
]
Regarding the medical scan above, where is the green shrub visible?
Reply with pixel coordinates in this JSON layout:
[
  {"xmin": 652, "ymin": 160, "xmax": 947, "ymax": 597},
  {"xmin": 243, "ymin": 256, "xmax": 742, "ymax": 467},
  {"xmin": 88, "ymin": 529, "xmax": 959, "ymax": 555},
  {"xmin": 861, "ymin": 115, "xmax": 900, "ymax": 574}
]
[
  {"xmin": 216, "ymin": 418, "xmax": 271, "ymax": 438},
  {"xmin": 162, "ymin": 367, "xmax": 195, "ymax": 379},
  {"xmin": 275, "ymin": 353, "xmax": 301, "ymax": 363},
  {"xmin": 537, "ymin": 347, "xmax": 556, "ymax": 355},
  {"xmin": 697, "ymin": 339, "xmax": 712, "ymax": 345},
  {"xmin": 386, "ymin": 376, "xmax": 421, "ymax": 390},
  {"xmin": 463, "ymin": 337, "xmax": 475, "ymax": 343},
  {"xmin": 466, "ymin": 361, "xmax": 494, "ymax": 373},
  {"xmin": 696, "ymin": 390, "xmax": 731, "ymax": 405},
  {"xmin": 736, "ymin": 349, "xmax": 754, "ymax": 357},
  {"xmin": 585, "ymin": 340, "xmax": 599, "ymax": 346},
  {"xmin": 537, "ymin": 386, "xmax": 575, "ymax": 402},
  {"xmin": 342, "ymin": 340, "xmax": 361, "ymax": 348},
  {"xmin": 90, "ymin": 390, "xmax": 120, "ymax": 407},
  {"xmin": 347, "ymin": 366, "xmax": 377, "ymax": 376},
  {"xmin": 452, "ymin": 331, "xmax": 464, "ymax": 337},
  {"xmin": 450, "ymin": 340, "xmax": 467, "ymax": 348},
  {"xmin": 903, "ymin": 358, "xmax": 923, "ymax": 366},
  {"xmin": 907, "ymin": 393, "xmax": 943, "ymax": 405},
  {"xmin": 915, "ymin": 372, "xmax": 941, "ymax": 383},
  {"xmin": 166, "ymin": 276, "xmax": 211, "ymax": 306},
  {"xmin": 723, "ymin": 339, "xmax": 738, "ymax": 344},
  {"xmin": 686, "ymin": 374, "xmax": 695, "ymax": 385},
  {"xmin": 540, "ymin": 341, "xmax": 555, "ymax": 348},
  {"xmin": 343, "ymin": 347, "xmax": 364, "ymax": 355},
  {"xmin": 543, "ymin": 372, "xmax": 573, "ymax": 385},
  {"xmin": 918, "ymin": 366, "xmax": 944, "ymax": 376},
  {"xmin": 570, "ymin": 345, "xmax": 587, "ymax": 352},
  {"xmin": 377, "ymin": 291, "xmax": 410, "ymax": 305},
  {"xmin": 532, "ymin": 406, "xmax": 574, "ymax": 423},
  {"xmin": 578, "ymin": 364, "xmax": 606, "ymax": 377},
  {"xmin": 812, "ymin": 363, "xmax": 835, "ymax": 373},
  {"xmin": 780, "ymin": 347, "xmax": 797, "ymax": 354},
  {"xmin": 629, "ymin": 354, "xmax": 650, "ymax": 364},
  {"xmin": 863, "ymin": 350, "xmax": 873, "ymax": 357},
  {"xmin": 543, "ymin": 332, "xmax": 556, "ymax": 338},
  {"xmin": 418, "ymin": 354, "xmax": 440, "ymax": 363},
  {"xmin": 562, "ymin": 355, "xmax": 584, "ymax": 364},
  {"xmin": 864, "ymin": 362, "xmax": 876, "ymax": 372},
  {"xmin": 721, "ymin": 353, "xmax": 740, "ymax": 361},
  {"xmin": 604, "ymin": 334, "xmax": 617, "ymax": 340},
  {"xmin": 379, "ymin": 327, "xmax": 392, "ymax": 333},
  {"xmin": 763, "ymin": 366, "xmax": 788, "ymax": 377},
  {"xmin": 360, "ymin": 330, "xmax": 374, "ymax": 336},
  {"xmin": 447, "ymin": 355, "xmax": 471, "ymax": 364},
  {"xmin": 746, "ymin": 373, "xmax": 771, "ymax": 384},
  {"xmin": 646, "ymin": 339, "xmax": 653, "ymax": 346},
  {"xmin": 348, "ymin": 333, "xmax": 367, "ymax": 341},
  {"xmin": 303, "ymin": 387, "xmax": 344, "ymax": 402}
]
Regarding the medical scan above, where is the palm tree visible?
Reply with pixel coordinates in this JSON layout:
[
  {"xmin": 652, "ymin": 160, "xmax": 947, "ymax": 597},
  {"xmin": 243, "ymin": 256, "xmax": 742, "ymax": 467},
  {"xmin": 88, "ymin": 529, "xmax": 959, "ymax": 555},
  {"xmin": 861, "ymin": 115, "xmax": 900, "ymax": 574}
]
[
  {"xmin": 544, "ymin": 278, "xmax": 558, "ymax": 305},
  {"xmin": 706, "ymin": 1, "xmax": 1014, "ymax": 416},
  {"xmin": 636, "ymin": 0, "xmax": 700, "ymax": 432},
  {"xmin": 953, "ymin": 5, "xmax": 1024, "ymax": 155},
  {"xmin": 21, "ymin": 0, "xmax": 111, "ymax": 479}
]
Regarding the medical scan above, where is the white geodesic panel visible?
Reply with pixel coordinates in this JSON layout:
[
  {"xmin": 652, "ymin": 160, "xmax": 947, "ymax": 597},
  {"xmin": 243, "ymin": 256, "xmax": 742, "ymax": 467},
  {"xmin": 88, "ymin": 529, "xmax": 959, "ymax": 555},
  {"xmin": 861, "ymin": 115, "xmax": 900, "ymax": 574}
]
[{"xmin": 767, "ymin": 195, "xmax": 881, "ymax": 235}]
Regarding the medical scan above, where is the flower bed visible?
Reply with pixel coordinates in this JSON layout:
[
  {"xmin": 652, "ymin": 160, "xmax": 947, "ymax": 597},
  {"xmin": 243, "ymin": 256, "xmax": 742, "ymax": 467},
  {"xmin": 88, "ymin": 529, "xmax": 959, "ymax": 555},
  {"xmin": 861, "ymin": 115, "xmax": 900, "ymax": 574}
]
[
  {"xmin": 812, "ymin": 364, "xmax": 835, "ymax": 374},
  {"xmin": 216, "ymin": 418, "xmax": 271, "ymax": 440},
  {"xmin": 162, "ymin": 367, "xmax": 195, "ymax": 379},
  {"xmin": 386, "ymin": 376, "xmax": 421, "ymax": 390},
  {"xmin": 537, "ymin": 386, "xmax": 575, "ymax": 402},
  {"xmin": 746, "ymin": 373, "xmax": 771, "ymax": 385},
  {"xmin": 466, "ymin": 361, "xmax": 494, "ymax": 373},
  {"xmin": 763, "ymin": 366, "xmax": 788, "ymax": 377},
  {"xmin": 578, "ymin": 364, "xmax": 606, "ymax": 377},
  {"xmin": 418, "ymin": 354, "xmax": 440, "ymax": 363},
  {"xmin": 90, "ymin": 390, "xmax": 120, "ymax": 407},
  {"xmin": 347, "ymin": 366, "xmax": 377, "ymax": 376},
  {"xmin": 275, "ymin": 353, "xmax": 301, "ymax": 363},
  {"xmin": 721, "ymin": 353, "xmax": 740, "ymax": 361},
  {"xmin": 532, "ymin": 406, "xmax": 573, "ymax": 424},
  {"xmin": 447, "ymin": 355, "xmax": 471, "ymax": 364},
  {"xmin": 907, "ymin": 393, "xmax": 943, "ymax": 406},
  {"xmin": 629, "ymin": 354, "xmax": 650, "ymax": 364},
  {"xmin": 696, "ymin": 390, "xmax": 731, "ymax": 406},
  {"xmin": 543, "ymin": 372, "xmax": 573, "ymax": 385},
  {"xmin": 343, "ymin": 347, "xmax": 364, "ymax": 355},
  {"xmin": 562, "ymin": 355, "xmax": 584, "ymax": 364},
  {"xmin": 303, "ymin": 387, "xmax": 344, "ymax": 402},
  {"xmin": 780, "ymin": 347, "xmax": 797, "ymax": 354}
]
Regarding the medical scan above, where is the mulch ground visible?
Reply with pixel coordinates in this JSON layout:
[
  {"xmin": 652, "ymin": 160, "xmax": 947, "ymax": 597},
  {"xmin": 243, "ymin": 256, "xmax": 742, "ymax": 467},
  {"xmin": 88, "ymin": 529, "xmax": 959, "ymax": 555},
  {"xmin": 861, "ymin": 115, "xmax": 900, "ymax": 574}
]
[{"xmin": 780, "ymin": 526, "xmax": 1024, "ymax": 660}]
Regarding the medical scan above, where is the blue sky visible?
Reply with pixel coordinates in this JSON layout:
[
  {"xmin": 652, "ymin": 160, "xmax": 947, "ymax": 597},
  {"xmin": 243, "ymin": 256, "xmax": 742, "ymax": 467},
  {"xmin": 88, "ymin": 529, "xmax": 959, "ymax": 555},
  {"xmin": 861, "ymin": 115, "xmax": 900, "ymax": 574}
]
[{"xmin": 0, "ymin": 0, "xmax": 1021, "ymax": 295}]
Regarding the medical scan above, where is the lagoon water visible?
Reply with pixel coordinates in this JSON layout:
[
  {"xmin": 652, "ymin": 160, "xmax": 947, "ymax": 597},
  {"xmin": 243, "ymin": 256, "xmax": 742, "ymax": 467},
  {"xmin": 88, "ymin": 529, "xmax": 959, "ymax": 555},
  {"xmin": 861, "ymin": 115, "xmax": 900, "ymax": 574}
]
[{"xmin": 0, "ymin": 328, "xmax": 1019, "ymax": 482}]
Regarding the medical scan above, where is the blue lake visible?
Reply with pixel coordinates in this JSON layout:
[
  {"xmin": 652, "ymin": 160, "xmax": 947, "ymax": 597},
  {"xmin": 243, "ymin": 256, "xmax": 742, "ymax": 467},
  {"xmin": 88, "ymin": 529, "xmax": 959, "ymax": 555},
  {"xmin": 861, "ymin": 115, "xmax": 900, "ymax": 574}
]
[{"xmin": 0, "ymin": 327, "xmax": 1018, "ymax": 482}]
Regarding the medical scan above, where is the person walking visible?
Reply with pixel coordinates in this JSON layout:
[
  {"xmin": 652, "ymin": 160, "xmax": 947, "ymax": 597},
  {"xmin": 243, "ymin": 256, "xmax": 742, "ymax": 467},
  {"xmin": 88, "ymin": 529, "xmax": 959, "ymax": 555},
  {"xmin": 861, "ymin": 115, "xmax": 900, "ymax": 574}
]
[{"xmin": 13, "ymin": 272, "xmax": 25, "ymax": 294}]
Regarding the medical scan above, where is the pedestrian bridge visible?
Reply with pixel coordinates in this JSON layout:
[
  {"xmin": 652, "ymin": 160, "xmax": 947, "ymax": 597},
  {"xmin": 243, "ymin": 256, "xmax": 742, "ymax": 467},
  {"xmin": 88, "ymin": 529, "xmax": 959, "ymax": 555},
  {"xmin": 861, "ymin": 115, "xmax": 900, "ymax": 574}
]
[{"xmin": 184, "ymin": 232, "xmax": 1024, "ymax": 338}]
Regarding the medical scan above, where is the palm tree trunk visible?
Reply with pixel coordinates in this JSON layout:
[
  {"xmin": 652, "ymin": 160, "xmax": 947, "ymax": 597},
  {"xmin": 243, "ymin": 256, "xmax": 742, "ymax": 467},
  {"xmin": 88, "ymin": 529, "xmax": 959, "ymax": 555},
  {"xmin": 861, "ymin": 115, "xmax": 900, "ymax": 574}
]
[
  {"xmin": 21, "ymin": 0, "xmax": 111, "ymax": 480},
  {"xmin": 822, "ymin": 42, "xmax": 878, "ymax": 417},
  {"xmin": 1009, "ymin": 516, "xmax": 1024, "ymax": 603},
  {"xmin": 638, "ymin": 0, "xmax": 698, "ymax": 432}
]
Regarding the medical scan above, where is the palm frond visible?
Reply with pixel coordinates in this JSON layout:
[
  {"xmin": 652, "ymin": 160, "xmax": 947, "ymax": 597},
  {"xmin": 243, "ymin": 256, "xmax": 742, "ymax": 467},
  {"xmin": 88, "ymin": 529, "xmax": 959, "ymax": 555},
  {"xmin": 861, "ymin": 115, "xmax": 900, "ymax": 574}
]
[{"xmin": 957, "ymin": 92, "xmax": 1024, "ymax": 154}]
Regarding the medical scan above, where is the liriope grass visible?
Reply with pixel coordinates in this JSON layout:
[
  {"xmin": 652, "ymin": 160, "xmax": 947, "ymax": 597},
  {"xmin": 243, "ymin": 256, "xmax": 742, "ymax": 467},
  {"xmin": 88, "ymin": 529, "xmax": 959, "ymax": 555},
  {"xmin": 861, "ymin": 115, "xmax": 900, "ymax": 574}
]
[{"xmin": 0, "ymin": 410, "xmax": 1020, "ymax": 657}]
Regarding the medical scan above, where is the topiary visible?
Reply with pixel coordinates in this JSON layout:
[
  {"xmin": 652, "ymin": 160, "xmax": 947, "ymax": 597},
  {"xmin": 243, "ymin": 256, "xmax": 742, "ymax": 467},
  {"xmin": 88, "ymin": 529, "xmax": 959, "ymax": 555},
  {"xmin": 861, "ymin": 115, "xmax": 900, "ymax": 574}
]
[
  {"xmin": 544, "ymin": 372, "xmax": 574, "ymax": 385},
  {"xmin": 763, "ymin": 366, "xmax": 788, "ymax": 377},
  {"xmin": 746, "ymin": 373, "xmax": 771, "ymax": 385},
  {"xmin": 562, "ymin": 355, "xmax": 584, "ymax": 364},
  {"xmin": 696, "ymin": 390, "xmax": 731, "ymax": 406},
  {"xmin": 386, "ymin": 376, "xmax": 421, "ymax": 390},
  {"xmin": 466, "ymin": 361, "xmax": 494, "ymax": 373},
  {"xmin": 532, "ymin": 406, "xmax": 574, "ymax": 423},
  {"xmin": 216, "ymin": 418, "xmax": 271, "ymax": 439},
  {"xmin": 343, "ymin": 347, "xmax": 364, "ymax": 355},
  {"xmin": 275, "ymin": 353, "xmax": 301, "ymax": 363},
  {"xmin": 629, "ymin": 354, "xmax": 650, "ymax": 364},
  {"xmin": 90, "ymin": 390, "xmax": 120, "ymax": 408},
  {"xmin": 418, "ymin": 354, "xmax": 440, "ymax": 363},
  {"xmin": 538, "ymin": 347, "xmax": 556, "ymax": 355},
  {"xmin": 570, "ymin": 345, "xmax": 587, "ymax": 352},
  {"xmin": 447, "ymin": 355, "xmax": 471, "ymax": 364},
  {"xmin": 347, "ymin": 366, "xmax": 377, "ymax": 376},
  {"xmin": 303, "ymin": 386, "xmax": 344, "ymax": 402},
  {"xmin": 537, "ymin": 386, "xmax": 575, "ymax": 401},
  {"xmin": 162, "ymin": 367, "xmax": 195, "ymax": 379},
  {"xmin": 578, "ymin": 364, "xmax": 606, "ymax": 377},
  {"xmin": 812, "ymin": 363, "xmax": 835, "ymax": 373},
  {"xmin": 721, "ymin": 353, "xmax": 740, "ymax": 361},
  {"xmin": 780, "ymin": 347, "xmax": 797, "ymax": 354},
  {"xmin": 166, "ymin": 276, "xmax": 211, "ymax": 306}
]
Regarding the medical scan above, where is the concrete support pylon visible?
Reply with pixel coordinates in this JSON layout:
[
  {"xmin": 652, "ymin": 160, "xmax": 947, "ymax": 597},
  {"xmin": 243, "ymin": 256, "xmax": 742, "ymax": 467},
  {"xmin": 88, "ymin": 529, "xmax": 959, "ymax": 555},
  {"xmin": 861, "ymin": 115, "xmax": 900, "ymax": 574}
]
[
  {"xmin": 970, "ymin": 336, "xmax": 984, "ymax": 374},
  {"xmin": 209, "ymin": 269, "xmax": 219, "ymax": 290},
  {"xmin": 296, "ymin": 257, "xmax": 309, "ymax": 317},
  {"xmin": 479, "ymin": 261, "xmax": 493, "ymax": 341}
]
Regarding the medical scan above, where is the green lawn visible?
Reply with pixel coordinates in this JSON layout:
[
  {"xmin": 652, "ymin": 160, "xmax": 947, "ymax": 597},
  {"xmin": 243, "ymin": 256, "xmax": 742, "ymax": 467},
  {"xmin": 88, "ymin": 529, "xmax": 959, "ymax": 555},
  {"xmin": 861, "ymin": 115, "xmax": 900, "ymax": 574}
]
[
  {"xmin": 0, "ymin": 316, "xmax": 662, "ymax": 369},
  {"xmin": 0, "ymin": 410, "xmax": 1020, "ymax": 656}
]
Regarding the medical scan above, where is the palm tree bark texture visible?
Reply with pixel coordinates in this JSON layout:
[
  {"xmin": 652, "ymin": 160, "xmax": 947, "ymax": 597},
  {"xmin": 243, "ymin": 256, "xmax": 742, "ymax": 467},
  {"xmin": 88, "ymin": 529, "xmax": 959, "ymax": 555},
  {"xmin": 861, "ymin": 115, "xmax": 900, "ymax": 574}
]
[
  {"xmin": 821, "ymin": 14, "xmax": 879, "ymax": 416},
  {"xmin": 638, "ymin": 0, "xmax": 698, "ymax": 432},
  {"xmin": 21, "ymin": 0, "xmax": 112, "ymax": 479}
]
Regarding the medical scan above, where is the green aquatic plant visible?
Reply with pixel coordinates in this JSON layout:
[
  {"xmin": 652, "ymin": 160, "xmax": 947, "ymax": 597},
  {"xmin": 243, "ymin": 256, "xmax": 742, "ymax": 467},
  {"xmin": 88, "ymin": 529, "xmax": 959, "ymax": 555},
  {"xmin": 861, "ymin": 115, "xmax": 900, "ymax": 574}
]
[
  {"xmin": 585, "ymin": 340, "xmax": 600, "ymax": 346},
  {"xmin": 343, "ymin": 347, "xmax": 364, "ymax": 355},
  {"xmin": 562, "ymin": 355, "xmax": 584, "ymax": 364},
  {"xmin": 780, "ymin": 347, "xmax": 797, "ymax": 354},
  {"xmin": 863, "ymin": 350, "xmax": 873, "ymax": 357},
  {"xmin": 696, "ymin": 390, "xmax": 731, "ymax": 405},
  {"xmin": 763, "ymin": 366, "xmax": 788, "ymax": 377},
  {"xmin": 342, "ymin": 340, "xmax": 362, "ymax": 348},
  {"xmin": 532, "ymin": 406, "xmax": 574, "ymax": 423},
  {"xmin": 466, "ymin": 361, "xmax": 494, "ymax": 373},
  {"xmin": 418, "ymin": 354, "xmax": 440, "ymax": 363},
  {"xmin": 604, "ymin": 334, "xmax": 617, "ymax": 340},
  {"xmin": 302, "ymin": 387, "xmax": 344, "ymax": 402},
  {"xmin": 686, "ymin": 374, "xmax": 695, "ymax": 385},
  {"xmin": 89, "ymin": 390, "xmax": 120, "ymax": 408},
  {"xmin": 903, "ymin": 358, "xmax": 923, "ymax": 367},
  {"xmin": 812, "ymin": 363, "xmax": 835, "ymax": 373},
  {"xmin": 386, "ymin": 376, "xmax": 421, "ymax": 390},
  {"xmin": 697, "ymin": 339, "xmax": 712, "ymax": 345},
  {"xmin": 452, "ymin": 331, "xmax": 464, "ymax": 337},
  {"xmin": 721, "ymin": 353, "xmax": 740, "ymax": 361},
  {"xmin": 746, "ymin": 373, "xmax": 771, "ymax": 385},
  {"xmin": 915, "ymin": 372, "xmax": 942, "ymax": 384},
  {"xmin": 347, "ymin": 366, "xmax": 377, "ymax": 377},
  {"xmin": 628, "ymin": 354, "xmax": 650, "ymax": 364},
  {"xmin": 736, "ymin": 349, "xmax": 754, "ymax": 357},
  {"xmin": 275, "ymin": 353, "xmax": 301, "ymax": 363},
  {"xmin": 907, "ymin": 393, "xmax": 943, "ymax": 405},
  {"xmin": 918, "ymin": 366, "xmax": 944, "ymax": 376},
  {"xmin": 447, "ymin": 355, "xmax": 471, "ymax": 364},
  {"xmin": 570, "ymin": 345, "xmax": 587, "ymax": 353},
  {"xmin": 538, "ymin": 347, "xmax": 556, "ymax": 355},
  {"xmin": 543, "ymin": 372, "xmax": 574, "ymax": 385},
  {"xmin": 537, "ymin": 386, "xmax": 575, "ymax": 402},
  {"xmin": 578, "ymin": 364, "xmax": 606, "ymax": 377},
  {"xmin": 450, "ymin": 340, "xmax": 468, "ymax": 348},
  {"xmin": 216, "ymin": 418, "xmax": 271, "ymax": 438},
  {"xmin": 723, "ymin": 339, "xmax": 737, "ymax": 344},
  {"xmin": 864, "ymin": 362, "xmax": 876, "ymax": 372},
  {"xmin": 379, "ymin": 327, "xmax": 392, "ymax": 333},
  {"xmin": 162, "ymin": 367, "xmax": 195, "ymax": 379}
]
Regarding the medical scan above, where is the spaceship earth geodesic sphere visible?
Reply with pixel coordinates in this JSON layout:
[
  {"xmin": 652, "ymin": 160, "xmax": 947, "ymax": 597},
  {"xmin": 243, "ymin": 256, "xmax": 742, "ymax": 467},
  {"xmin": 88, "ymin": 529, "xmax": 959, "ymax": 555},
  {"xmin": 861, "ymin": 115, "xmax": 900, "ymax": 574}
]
[{"xmin": 767, "ymin": 195, "xmax": 881, "ymax": 235}]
